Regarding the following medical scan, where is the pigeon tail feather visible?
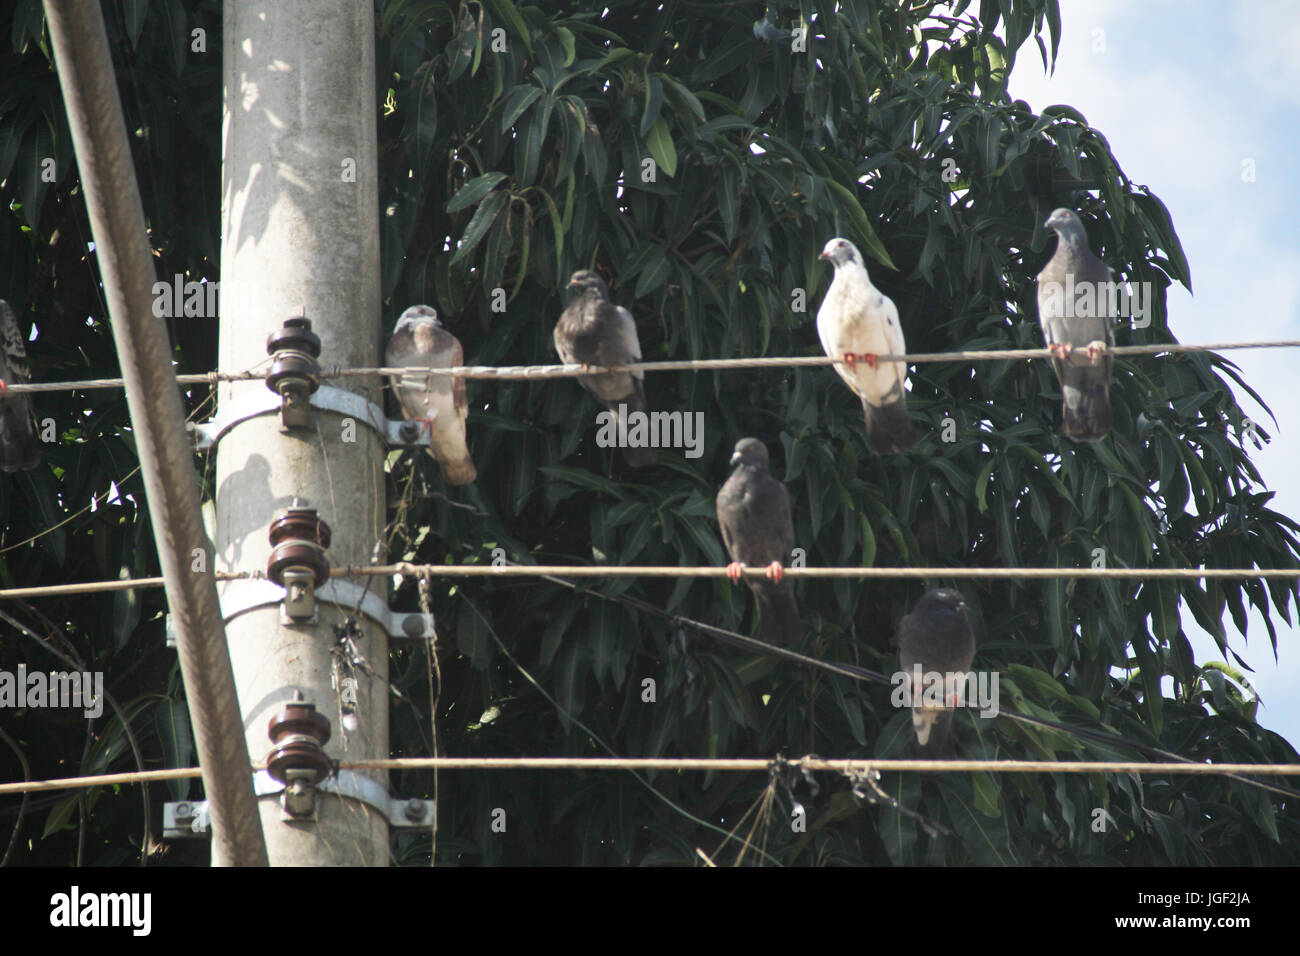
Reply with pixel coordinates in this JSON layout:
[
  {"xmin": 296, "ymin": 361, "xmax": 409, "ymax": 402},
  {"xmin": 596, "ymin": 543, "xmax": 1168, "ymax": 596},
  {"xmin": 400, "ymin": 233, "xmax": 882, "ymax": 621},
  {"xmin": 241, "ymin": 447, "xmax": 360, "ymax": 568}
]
[
  {"xmin": 911, "ymin": 710, "xmax": 957, "ymax": 759},
  {"xmin": 862, "ymin": 398, "xmax": 916, "ymax": 454},
  {"xmin": 604, "ymin": 379, "xmax": 656, "ymax": 468},
  {"xmin": 755, "ymin": 583, "xmax": 801, "ymax": 647},
  {"xmin": 438, "ymin": 455, "xmax": 477, "ymax": 485},
  {"xmin": 1061, "ymin": 383, "xmax": 1112, "ymax": 442},
  {"xmin": 0, "ymin": 407, "xmax": 39, "ymax": 471}
]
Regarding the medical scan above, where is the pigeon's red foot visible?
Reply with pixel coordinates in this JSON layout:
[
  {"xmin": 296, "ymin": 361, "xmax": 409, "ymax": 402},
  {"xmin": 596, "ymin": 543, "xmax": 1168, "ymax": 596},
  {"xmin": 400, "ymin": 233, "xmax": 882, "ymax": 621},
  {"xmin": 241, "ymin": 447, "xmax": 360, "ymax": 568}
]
[
  {"xmin": 1084, "ymin": 341, "xmax": 1107, "ymax": 364},
  {"xmin": 419, "ymin": 415, "xmax": 437, "ymax": 437},
  {"xmin": 861, "ymin": 353, "xmax": 878, "ymax": 369},
  {"xmin": 1048, "ymin": 343, "xmax": 1072, "ymax": 360},
  {"xmin": 841, "ymin": 352, "xmax": 857, "ymax": 370},
  {"xmin": 765, "ymin": 561, "xmax": 784, "ymax": 583},
  {"xmin": 726, "ymin": 562, "xmax": 745, "ymax": 584},
  {"xmin": 0, "ymin": 380, "xmax": 6, "ymax": 395}
]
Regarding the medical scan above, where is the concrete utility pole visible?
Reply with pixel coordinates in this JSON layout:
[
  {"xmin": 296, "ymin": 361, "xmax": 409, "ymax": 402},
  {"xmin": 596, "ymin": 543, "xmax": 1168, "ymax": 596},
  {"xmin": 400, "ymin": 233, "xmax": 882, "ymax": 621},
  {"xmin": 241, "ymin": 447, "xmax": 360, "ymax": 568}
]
[{"xmin": 219, "ymin": 1, "xmax": 387, "ymax": 864}]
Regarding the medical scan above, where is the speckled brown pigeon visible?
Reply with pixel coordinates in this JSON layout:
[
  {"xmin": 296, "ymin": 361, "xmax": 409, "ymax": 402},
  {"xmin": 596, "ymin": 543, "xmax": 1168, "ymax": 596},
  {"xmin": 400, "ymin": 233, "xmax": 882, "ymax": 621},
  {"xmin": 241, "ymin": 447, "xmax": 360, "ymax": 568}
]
[
  {"xmin": 1036, "ymin": 208, "xmax": 1115, "ymax": 441},
  {"xmin": 554, "ymin": 270, "xmax": 654, "ymax": 468},
  {"xmin": 387, "ymin": 305, "xmax": 476, "ymax": 484}
]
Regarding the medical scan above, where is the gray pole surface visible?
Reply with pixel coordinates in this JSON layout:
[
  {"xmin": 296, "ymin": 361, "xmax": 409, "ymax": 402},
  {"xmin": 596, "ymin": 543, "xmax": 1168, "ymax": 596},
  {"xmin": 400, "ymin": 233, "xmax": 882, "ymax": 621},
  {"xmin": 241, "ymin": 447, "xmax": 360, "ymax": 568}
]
[
  {"xmin": 220, "ymin": 1, "xmax": 387, "ymax": 863},
  {"xmin": 42, "ymin": 0, "xmax": 268, "ymax": 866}
]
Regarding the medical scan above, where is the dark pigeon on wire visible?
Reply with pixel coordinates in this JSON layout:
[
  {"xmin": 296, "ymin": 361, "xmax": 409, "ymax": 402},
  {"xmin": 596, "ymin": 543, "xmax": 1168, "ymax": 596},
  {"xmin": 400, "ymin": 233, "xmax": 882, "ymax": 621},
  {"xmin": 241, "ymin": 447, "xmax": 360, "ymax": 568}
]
[
  {"xmin": 896, "ymin": 588, "xmax": 975, "ymax": 758},
  {"xmin": 0, "ymin": 300, "xmax": 40, "ymax": 472},
  {"xmin": 1036, "ymin": 208, "xmax": 1115, "ymax": 441},
  {"xmin": 716, "ymin": 438, "xmax": 801, "ymax": 646},
  {"xmin": 554, "ymin": 270, "xmax": 655, "ymax": 469}
]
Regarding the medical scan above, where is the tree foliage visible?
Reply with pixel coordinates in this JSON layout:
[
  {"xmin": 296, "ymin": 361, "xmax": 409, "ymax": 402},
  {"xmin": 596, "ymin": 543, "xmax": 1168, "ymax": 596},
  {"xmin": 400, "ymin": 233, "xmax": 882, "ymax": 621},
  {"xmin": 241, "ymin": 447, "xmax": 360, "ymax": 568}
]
[{"xmin": 1, "ymin": 0, "xmax": 1297, "ymax": 865}]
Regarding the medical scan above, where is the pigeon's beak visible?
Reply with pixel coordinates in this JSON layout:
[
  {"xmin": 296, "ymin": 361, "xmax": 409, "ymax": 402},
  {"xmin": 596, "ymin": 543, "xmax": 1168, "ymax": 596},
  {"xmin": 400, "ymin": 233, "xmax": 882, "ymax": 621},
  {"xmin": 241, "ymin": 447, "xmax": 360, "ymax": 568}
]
[
  {"xmin": 818, "ymin": 251, "xmax": 830, "ymax": 261},
  {"xmin": 729, "ymin": 452, "xmax": 742, "ymax": 468}
]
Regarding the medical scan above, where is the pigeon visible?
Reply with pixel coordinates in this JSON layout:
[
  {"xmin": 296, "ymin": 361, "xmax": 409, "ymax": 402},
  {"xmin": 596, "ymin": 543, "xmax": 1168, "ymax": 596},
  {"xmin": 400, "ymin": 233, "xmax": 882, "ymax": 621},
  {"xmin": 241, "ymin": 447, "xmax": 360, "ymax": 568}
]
[
  {"xmin": 0, "ymin": 300, "xmax": 40, "ymax": 472},
  {"xmin": 896, "ymin": 588, "xmax": 975, "ymax": 757},
  {"xmin": 554, "ymin": 270, "xmax": 654, "ymax": 468},
  {"xmin": 716, "ymin": 438, "xmax": 801, "ymax": 646},
  {"xmin": 386, "ymin": 305, "xmax": 476, "ymax": 484},
  {"xmin": 1036, "ymin": 208, "xmax": 1115, "ymax": 441},
  {"xmin": 816, "ymin": 238, "xmax": 916, "ymax": 454}
]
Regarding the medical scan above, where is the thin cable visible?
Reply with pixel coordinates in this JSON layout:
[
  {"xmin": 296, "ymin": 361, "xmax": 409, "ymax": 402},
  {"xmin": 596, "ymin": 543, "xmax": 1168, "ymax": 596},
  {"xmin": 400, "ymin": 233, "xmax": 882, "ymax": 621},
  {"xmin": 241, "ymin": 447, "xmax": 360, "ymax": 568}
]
[
  {"xmin": 0, "ymin": 726, "xmax": 30, "ymax": 866},
  {"xmin": 362, "ymin": 563, "xmax": 1300, "ymax": 580},
  {"xmin": 5, "ymin": 565, "xmax": 1290, "ymax": 796},
  {"xmin": 6, "ymin": 338, "xmax": 1300, "ymax": 392},
  {"xmin": 340, "ymin": 758, "xmax": 1300, "ymax": 775},
  {"xmin": 1, "ymin": 389, "xmax": 218, "ymax": 555},
  {"xmin": 5, "ymin": 757, "xmax": 1299, "ymax": 797},
  {"xmin": 494, "ymin": 560, "xmax": 1300, "ymax": 801},
  {"xmin": 455, "ymin": 591, "xmax": 785, "ymax": 867},
  {"xmin": 0, "ymin": 571, "xmax": 249, "ymax": 599},
  {"xmin": 0, "ymin": 604, "xmax": 153, "ymax": 864},
  {"xmin": 4, "ymin": 562, "xmax": 1299, "ymax": 600}
]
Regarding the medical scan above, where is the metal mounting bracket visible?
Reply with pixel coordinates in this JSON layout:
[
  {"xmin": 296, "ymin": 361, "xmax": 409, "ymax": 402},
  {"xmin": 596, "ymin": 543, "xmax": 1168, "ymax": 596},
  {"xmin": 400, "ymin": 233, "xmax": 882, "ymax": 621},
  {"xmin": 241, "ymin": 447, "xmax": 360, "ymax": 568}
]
[
  {"xmin": 189, "ymin": 384, "xmax": 429, "ymax": 452},
  {"xmin": 165, "ymin": 577, "xmax": 433, "ymax": 646},
  {"xmin": 163, "ymin": 770, "xmax": 434, "ymax": 837}
]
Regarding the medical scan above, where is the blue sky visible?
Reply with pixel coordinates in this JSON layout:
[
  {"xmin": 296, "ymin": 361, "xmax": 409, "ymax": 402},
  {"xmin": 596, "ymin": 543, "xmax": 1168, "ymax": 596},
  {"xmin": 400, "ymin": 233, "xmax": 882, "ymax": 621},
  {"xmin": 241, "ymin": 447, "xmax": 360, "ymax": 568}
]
[{"xmin": 996, "ymin": 0, "xmax": 1300, "ymax": 746}]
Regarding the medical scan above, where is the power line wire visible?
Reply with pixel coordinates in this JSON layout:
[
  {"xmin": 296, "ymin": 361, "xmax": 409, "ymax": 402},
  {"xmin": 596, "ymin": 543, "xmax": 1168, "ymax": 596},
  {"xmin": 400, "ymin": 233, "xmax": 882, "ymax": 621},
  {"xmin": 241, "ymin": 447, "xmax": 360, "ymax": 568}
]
[
  {"xmin": 341, "ymin": 757, "xmax": 1300, "ymax": 775},
  {"xmin": 3, "ymin": 563, "xmax": 1298, "ymax": 600},
  {"xmin": 6, "ymin": 338, "xmax": 1300, "ymax": 393},
  {"xmin": 493, "ymin": 559, "xmax": 1300, "ymax": 802},
  {"xmin": 4, "ymin": 757, "xmax": 1298, "ymax": 797},
  {"xmin": 8, "ymin": 556, "xmax": 1292, "ymax": 804},
  {"xmin": 362, "ymin": 563, "xmax": 1300, "ymax": 580}
]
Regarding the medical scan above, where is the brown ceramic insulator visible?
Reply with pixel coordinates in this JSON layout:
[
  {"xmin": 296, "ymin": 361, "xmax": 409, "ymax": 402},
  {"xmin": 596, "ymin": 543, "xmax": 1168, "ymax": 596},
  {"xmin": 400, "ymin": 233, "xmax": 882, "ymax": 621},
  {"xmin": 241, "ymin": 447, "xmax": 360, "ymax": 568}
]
[
  {"xmin": 269, "ymin": 509, "xmax": 333, "ymax": 550},
  {"xmin": 266, "ymin": 735, "xmax": 333, "ymax": 785},
  {"xmin": 266, "ymin": 508, "xmax": 332, "ymax": 588},
  {"xmin": 267, "ymin": 542, "xmax": 329, "ymax": 589},
  {"xmin": 265, "ymin": 702, "xmax": 333, "ymax": 785},
  {"xmin": 265, "ymin": 317, "xmax": 322, "ymax": 396}
]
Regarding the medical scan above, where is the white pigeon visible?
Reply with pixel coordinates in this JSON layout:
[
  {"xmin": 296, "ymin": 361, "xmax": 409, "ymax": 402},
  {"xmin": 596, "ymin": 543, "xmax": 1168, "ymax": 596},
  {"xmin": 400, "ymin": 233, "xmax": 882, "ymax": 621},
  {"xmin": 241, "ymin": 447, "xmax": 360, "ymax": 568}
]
[
  {"xmin": 816, "ymin": 238, "xmax": 916, "ymax": 454},
  {"xmin": 386, "ymin": 305, "xmax": 476, "ymax": 485}
]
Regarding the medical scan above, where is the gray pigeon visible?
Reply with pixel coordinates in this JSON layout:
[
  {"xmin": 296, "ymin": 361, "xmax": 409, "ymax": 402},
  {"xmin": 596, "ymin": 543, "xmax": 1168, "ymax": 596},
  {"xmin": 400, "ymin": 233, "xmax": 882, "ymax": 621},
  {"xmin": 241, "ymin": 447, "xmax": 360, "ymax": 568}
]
[
  {"xmin": 554, "ymin": 270, "xmax": 654, "ymax": 468},
  {"xmin": 816, "ymin": 238, "xmax": 916, "ymax": 454},
  {"xmin": 896, "ymin": 588, "xmax": 975, "ymax": 757},
  {"xmin": 0, "ymin": 300, "xmax": 40, "ymax": 472},
  {"xmin": 1036, "ymin": 208, "xmax": 1115, "ymax": 441},
  {"xmin": 716, "ymin": 438, "xmax": 801, "ymax": 646},
  {"xmin": 386, "ymin": 305, "xmax": 477, "ymax": 484}
]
